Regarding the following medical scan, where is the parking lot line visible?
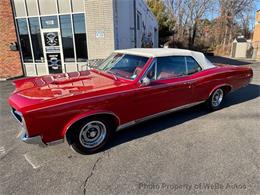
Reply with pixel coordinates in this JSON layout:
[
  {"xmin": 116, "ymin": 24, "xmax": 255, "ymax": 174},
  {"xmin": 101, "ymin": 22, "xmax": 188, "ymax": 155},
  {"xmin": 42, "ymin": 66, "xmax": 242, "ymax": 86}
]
[
  {"xmin": 23, "ymin": 154, "xmax": 41, "ymax": 169},
  {"xmin": 0, "ymin": 146, "xmax": 5, "ymax": 155}
]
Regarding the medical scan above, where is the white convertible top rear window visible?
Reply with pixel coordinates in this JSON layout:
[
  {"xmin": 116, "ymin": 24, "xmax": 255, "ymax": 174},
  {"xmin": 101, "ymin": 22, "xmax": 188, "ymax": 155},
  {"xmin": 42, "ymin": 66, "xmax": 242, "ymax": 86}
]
[{"xmin": 115, "ymin": 48, "xmax": 215, "ymax": 70}]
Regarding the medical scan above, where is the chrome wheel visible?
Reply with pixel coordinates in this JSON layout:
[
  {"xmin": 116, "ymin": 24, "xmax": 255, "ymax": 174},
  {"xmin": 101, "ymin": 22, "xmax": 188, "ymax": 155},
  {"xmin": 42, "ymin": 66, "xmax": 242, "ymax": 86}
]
[
  {"xmin": 211, "ymin": 89, "xmax": 224, "ymax": 107},
  {"xmin": 79, "ymin": 121, "xmax": 107, "ymax": 148}
]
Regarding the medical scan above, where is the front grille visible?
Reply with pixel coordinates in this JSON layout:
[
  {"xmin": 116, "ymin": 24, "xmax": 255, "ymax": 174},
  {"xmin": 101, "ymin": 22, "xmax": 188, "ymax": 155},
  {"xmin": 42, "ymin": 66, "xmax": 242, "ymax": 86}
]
[{"xmin": 11, "ymin": 107, "xmax": 23, "ymax": 124}]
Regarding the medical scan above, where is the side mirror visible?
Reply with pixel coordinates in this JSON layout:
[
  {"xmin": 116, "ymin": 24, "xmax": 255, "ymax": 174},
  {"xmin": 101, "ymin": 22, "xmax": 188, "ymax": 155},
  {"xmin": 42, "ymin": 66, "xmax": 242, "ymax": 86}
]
[{"xmin": 140, "ymin": 77, "xmax": 151, "ymax": 86}]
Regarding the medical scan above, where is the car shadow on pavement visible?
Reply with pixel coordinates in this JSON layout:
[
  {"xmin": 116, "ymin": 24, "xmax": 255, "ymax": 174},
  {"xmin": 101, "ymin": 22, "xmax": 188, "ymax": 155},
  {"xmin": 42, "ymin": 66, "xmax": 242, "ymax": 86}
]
[
  {"xmin": 105, "ymin": 84, "xmax": 260, "ymax": 151},
  {"xmin": 207, "ymin": 56, "xmax": 252, "ymax": 66}
]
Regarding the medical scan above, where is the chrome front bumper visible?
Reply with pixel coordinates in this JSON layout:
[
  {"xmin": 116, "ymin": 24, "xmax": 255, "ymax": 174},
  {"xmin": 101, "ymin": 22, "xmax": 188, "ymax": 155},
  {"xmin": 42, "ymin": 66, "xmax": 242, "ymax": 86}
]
[
  {"xmin": 18, "ymin": 128, "xmax": 46, "ymax": 147},
  {"xmin": 11, "ymin": 107, "xmax": 46, "ymax": 147},
  {"xmin": 11, "ymin": 107, "xmax": 64, "ymax": 147}
]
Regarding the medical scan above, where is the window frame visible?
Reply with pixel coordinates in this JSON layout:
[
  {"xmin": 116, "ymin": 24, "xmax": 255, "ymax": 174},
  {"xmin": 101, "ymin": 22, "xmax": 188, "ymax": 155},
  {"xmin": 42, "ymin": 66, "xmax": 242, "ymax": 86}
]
[
  {"xmin": 28, "ymin": 17, "xmax": 44, "ymax": 62},
  {"xmin": 142, "ymin": 56, "xmax": 202, "ymax": 82},
  {"xmin": 97, "ymin": 53, "xmax": 149, "ymax": 81},
  {"xmin": 16, "ymin": 18, "xmax": 34, "ymax": 63},
  {"xmin": 142, "ymin": 59, "xmax": 157, "ymax": 81},
  {"xmin": 155, "ymin": 56, "xmax": 187, "ymax": 80},
  {"xmin": 185, "ymin": 56, "xmax": 202, "ymax": 75},
  {"xmin": 40, "ymin": 15, "xmax": 59, "ymax": 29},
  {"xmin": 59, "ymin": 14, "xmax": 75, "ymax": 62},
  {"xmin": 72, "ymin": 13, "xmax": 88, "ymax": 62}
]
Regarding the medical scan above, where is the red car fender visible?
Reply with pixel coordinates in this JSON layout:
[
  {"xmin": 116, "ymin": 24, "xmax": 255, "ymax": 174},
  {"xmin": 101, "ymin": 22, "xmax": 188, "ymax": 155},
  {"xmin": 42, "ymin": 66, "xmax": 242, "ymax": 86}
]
[
  {"xmin": 208, "ymin": 84, "xmax": 233, "ymax": 98},
  {"xmin": 61, "ymin": 110, "xmax": 121, "ymax": 137}
]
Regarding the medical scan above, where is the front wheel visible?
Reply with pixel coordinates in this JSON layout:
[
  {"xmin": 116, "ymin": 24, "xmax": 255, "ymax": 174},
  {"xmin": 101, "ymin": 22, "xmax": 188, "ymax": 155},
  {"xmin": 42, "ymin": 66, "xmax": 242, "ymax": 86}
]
[
  {"xmin": 68, "ymin": 118, "xmax": 113, "ymax": 154},
  {"xmin": 206, "ymin": 88, "xmax": 224, "ymax": 111}
]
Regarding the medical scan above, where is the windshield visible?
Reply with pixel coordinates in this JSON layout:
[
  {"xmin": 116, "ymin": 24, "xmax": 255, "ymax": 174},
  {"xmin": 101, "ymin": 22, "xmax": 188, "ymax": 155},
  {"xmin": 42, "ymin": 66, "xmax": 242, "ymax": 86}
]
[{"xmin": 96, "ymin": 53, "xmax": 149, "ymax": 80}]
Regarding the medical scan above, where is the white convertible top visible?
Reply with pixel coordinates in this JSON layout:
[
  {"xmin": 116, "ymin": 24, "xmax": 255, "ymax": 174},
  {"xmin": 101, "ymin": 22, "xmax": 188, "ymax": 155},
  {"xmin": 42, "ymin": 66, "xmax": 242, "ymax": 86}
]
[{"xmin": 115, "ymin": 48, "xmax": 215, "ymax": 70}]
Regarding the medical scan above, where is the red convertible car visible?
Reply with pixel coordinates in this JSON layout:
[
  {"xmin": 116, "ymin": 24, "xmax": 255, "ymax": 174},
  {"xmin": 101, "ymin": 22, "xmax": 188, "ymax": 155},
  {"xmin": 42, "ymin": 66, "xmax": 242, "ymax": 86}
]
[{"xmin": 8, "ymin": 49, "xmax": 253, "ymax": 154}]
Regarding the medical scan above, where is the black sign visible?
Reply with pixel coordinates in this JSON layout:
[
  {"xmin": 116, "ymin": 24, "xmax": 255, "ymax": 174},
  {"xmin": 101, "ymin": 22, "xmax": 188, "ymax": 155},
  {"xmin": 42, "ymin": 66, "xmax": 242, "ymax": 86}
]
[
  {"xmin": 47, "ymin": 53, "xmax": 62, "ymax": 74},
  {"xmin": 44, "ymin": 32, "xmax": 59, "ymax": 46}
]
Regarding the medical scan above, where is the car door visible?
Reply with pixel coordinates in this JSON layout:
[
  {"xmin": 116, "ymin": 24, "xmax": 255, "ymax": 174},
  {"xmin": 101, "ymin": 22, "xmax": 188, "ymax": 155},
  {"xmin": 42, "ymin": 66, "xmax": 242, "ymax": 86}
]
[
  {"xmin": 134, "ymin": 56, "xmax": 193, "ymax": 120},
  {"xmin": 184, "ymin": 56, "xmax": 209, "ymax": 102}
]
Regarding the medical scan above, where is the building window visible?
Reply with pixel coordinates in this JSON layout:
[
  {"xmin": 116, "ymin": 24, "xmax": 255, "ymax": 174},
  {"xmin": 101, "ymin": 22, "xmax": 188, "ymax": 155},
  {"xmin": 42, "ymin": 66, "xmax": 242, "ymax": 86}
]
[
  {"xmin": 28, "ymin": 17, "xmax": 44, "ymax": 62},
  {"xmin": 17, "ymin": 18, "xmax": 33, "ymax": 63},
  {"xmin": 60, "ymin": 15, "xmax": 75, "ymax": 62},
  {"xmin": 41, "ymin": 16, "xmax": 58, "ymax": 29},
  {"xmin": 73, "ymin": 14, "xmax": 88, "ymax": 61}
]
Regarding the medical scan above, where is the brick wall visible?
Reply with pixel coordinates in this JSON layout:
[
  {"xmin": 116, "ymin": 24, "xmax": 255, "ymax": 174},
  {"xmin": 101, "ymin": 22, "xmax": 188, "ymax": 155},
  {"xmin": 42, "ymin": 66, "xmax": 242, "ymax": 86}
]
[
  {"xmin": 0, "ymin": 0, "xmax": 23, "ymax": 79},
  {"xmin": 85, "ymin": 0, "xmax": 115, "ymax": 60}
]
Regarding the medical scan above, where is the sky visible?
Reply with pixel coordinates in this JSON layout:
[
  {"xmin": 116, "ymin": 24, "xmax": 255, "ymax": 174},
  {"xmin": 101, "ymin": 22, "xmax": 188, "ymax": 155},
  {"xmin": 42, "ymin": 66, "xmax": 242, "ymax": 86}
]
[{"xmin": 256, "ymin": 0, "xmax": 260, "ymax": 11}]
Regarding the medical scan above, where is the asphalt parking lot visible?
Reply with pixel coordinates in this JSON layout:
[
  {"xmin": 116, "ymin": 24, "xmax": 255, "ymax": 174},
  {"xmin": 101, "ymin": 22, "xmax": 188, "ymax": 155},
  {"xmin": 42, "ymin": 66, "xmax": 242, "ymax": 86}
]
[{"xmin": 0, "ymin": 58, "xmax": 260, "ymax": 195}]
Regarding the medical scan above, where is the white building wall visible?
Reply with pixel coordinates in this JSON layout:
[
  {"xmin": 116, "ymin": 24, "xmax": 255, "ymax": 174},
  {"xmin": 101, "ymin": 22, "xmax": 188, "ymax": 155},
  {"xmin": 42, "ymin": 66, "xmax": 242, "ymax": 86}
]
[
  {"xmin": 85, "ymin": 0, "xmax": 115, "ymax": 60},
  {"xmin": 113, "ymin": 0, "xmax": 135, "ymax": 49},
  {"xmin": 85, "ymin": 0, "xmax": 158, "ymax": 60},
  {"xmin": 135, "ymin": 0, "xmax": 158, "ymax": 48},
  {"xmin": 114, "ymin": 0, "xmax": 158, "ymax": 50}
]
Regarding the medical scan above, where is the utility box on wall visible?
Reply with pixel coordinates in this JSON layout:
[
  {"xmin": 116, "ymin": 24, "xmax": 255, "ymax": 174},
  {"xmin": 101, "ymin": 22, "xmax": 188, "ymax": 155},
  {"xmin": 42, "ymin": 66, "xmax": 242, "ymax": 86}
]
[{"xmin": 231, "ymin": 37, "xmax": 251, "ymax": 58}]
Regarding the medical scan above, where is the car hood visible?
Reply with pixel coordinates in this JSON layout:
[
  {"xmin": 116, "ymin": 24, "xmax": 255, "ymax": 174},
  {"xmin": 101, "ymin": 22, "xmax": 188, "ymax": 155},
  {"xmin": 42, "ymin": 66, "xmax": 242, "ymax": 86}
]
[{"xmin": 9, "ymin": 70, "xmax": 129, "ymax": 110}]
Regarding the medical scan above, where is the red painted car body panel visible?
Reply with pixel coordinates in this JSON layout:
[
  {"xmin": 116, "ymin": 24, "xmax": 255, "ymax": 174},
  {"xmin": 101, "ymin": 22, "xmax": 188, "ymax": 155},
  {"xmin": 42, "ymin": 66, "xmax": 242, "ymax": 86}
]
[{"xmin": 8, "ymin": 58, "xmax": 253, "ymax": 143}]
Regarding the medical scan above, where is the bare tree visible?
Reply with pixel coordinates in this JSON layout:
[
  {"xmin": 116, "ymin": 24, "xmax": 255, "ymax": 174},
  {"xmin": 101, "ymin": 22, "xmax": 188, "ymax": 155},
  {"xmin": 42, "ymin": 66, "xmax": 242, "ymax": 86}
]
[
  {"xmin": 148, "ymin": 0, "xmax": 254, "ymax": 54},
  {"xmin": 165, "ymin": 0, "xmax": 213, "ymax": 48},
  {"xmin": 217, "ymin": 0, "xmax": 253, "ymax": 47}
]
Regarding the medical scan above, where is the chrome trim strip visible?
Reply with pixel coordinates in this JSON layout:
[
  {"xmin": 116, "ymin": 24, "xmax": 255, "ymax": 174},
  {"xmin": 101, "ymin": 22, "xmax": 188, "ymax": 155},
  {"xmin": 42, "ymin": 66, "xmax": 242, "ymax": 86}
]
[
  {"xmin": 140, "ymin": 58, "xmax": 157, "ymax": 81},
  {"xmin": 116, "ymin": 101, "xmax": 205, "ymax": 131}
]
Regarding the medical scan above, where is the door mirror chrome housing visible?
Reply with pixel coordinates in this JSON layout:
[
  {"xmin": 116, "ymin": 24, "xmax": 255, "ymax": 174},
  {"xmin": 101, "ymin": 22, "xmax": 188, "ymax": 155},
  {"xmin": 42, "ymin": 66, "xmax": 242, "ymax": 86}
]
[{"xmin": 140, "ymin": 77, "xmax": 151, "ymax": 86}]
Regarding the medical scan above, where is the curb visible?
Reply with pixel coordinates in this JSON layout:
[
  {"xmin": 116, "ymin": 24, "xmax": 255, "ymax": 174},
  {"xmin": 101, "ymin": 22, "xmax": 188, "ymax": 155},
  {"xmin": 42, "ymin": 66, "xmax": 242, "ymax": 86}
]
[{"xmin": 0, "ymin": 75, "xmax": 24, "ymax": 81}]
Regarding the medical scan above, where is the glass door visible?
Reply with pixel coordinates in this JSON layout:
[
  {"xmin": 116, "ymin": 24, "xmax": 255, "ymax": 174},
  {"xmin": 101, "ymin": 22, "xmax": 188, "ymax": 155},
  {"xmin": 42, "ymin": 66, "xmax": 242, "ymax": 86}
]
[{"xmin": 41, "ymin": 29, "xmax": 64, "ymax": 74}]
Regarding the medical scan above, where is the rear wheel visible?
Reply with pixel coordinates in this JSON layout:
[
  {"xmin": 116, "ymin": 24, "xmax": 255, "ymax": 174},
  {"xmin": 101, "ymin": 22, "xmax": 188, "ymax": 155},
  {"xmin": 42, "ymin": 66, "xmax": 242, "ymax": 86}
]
[
  {"xmin": 207, "ymin": 88, "xmax": 224, "ymax": 111},
  {"xmin": 67, "ymin": 118, "xmax": 113, "ymax": 154}
]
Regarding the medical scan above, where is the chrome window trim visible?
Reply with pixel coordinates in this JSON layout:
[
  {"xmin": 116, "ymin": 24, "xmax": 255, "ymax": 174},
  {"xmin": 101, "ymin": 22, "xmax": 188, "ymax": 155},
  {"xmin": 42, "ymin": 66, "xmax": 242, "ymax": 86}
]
[
  {"xmin": 116, "ymin": 100, "xmax": 205, "ymax": 131},
  {"xmin": 185, "ymin": 56, "xmax": 202, "ymax": 75},
  {"xmin": 141, "ymin": 56, "xmax": 204, "ymax": 82},
  {"xmin": 139, "ymin": 58, "xmax": 157, "ymax": 81}
]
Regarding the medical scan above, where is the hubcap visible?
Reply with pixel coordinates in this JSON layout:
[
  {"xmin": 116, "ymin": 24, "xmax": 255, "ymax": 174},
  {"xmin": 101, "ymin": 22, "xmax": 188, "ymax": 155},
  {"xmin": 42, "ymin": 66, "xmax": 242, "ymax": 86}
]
[
  {"xmin": 211, "ymin": 89, "xmax": 224, "ymax": 107},
  {"xmin": 79, "ymin": 121, "xmax": 107, "ymax": 148}
]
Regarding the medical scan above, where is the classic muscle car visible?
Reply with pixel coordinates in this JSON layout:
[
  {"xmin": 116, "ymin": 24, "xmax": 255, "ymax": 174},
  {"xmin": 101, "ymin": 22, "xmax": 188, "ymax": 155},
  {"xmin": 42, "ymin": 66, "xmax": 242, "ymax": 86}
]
[{"xmin": 8, "ymin": 49, "xmax": 253, "ymax": 154}]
